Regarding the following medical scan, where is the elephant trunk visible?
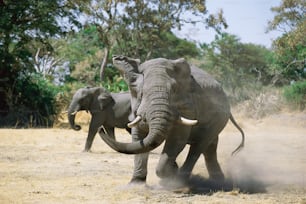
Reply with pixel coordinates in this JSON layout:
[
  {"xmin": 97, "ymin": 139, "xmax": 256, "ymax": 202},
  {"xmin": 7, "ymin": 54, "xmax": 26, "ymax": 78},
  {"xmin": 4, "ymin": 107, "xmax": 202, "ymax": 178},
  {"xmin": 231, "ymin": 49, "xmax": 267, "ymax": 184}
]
[
  {"xmin": 68, "ymin": 104, "xmax": 81, "ymax": 131},
  {"xmin": 99, "ymin": 89, "xmax": 172, "ymax": 154},
  {"xmin": 99, "ymin": 117, "xmax": 168, "ymax": 154}
]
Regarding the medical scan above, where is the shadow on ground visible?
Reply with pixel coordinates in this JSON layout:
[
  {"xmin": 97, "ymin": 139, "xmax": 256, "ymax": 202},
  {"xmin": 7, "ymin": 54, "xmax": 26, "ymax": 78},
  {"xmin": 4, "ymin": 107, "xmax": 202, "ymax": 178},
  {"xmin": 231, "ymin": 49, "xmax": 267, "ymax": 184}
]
[
  {"xmin": 188, "ymin": 175, "xmax": 267, "ymax": 194},
  {"xmin": 157, "ymin": 175, "xmax": 268, "ymax": 195}
]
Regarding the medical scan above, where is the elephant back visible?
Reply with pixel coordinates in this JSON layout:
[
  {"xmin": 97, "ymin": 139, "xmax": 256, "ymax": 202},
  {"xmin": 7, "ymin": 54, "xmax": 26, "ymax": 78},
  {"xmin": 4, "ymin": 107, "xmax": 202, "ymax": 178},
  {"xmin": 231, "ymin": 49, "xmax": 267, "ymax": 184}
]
[{"xmin": 190, "ymin": 65, "xmax": 221, "ymax": 89}]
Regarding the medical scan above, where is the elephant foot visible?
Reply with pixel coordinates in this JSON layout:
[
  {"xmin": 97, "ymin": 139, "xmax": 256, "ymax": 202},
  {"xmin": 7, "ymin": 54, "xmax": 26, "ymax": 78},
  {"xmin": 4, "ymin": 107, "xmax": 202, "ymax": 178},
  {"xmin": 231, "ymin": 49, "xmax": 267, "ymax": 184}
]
[
  {"xmin": 82, "ymin": 149, "xmax": 92, "ymax": 153},
  {"xmin": 208, "ymin": 172, "xmax": 225, "ymax": 183},
  {"xmin": 177, "ymin": 171, "xmax": 191, "ymax": 183},
  {"xmin": 118, "ymin": 177, "xmax": 150, "ymax": 191},
  {"xmin": 159, "ymin": 177, "xmax": 187, "ymax": 191},
  {"xmin": 127, "ymin": 177, "xmax": 151, "ymax": 189},
  {"xmin": 129, "ymin": 176, "xmax": 146, "ymax": 185}
]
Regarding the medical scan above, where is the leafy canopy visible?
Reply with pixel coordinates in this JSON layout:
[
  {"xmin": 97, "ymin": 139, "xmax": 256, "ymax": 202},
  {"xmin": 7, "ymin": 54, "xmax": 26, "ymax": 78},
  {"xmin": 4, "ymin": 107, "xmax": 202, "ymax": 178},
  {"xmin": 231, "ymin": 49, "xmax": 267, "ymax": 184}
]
[
  {"xmin": 200, "ymin": 33, "xmax": 273, "ymax": 102},
  {"xmin": 80, "ymin": 0, "xmax": 227, "ymax": 60},
  {"xmin": 0, "ymin": 0, "xmax": 83, "ymax": 127},
  {"xmin": 267, "ymin": 0, "xmax": 306, "ymax": 82}
]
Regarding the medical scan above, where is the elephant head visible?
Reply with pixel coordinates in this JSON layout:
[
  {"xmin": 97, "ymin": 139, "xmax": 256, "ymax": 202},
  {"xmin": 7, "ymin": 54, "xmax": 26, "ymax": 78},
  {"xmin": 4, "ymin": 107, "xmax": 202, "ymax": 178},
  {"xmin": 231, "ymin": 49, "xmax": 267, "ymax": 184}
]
[
  {"xmin": 100, "ymin": 56, "xmax": 198, "ymax": 154},
  {"xmin": 68, "ymin": 87, "xmax": 113, "ymax": 131}
]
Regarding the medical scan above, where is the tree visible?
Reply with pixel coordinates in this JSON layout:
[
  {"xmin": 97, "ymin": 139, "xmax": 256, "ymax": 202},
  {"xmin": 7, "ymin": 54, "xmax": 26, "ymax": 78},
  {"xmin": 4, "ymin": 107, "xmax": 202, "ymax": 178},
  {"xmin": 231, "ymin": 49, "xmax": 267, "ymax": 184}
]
[
  {"xmin": 267, "ymin": 0, "xmax": 306, "ymax": 83},
  {"xmin": 0, "ymin": 0, "xmax": 82, "ymax": 127},
  {"xmin": 54, "ymin": 25, "xmax": 105, "ymax": 84},
  {"xmin": 55, "ymin": 25, "xmax": 199, "ymax": 91},
  {"xmin": 200, "ymin": 33, "xmax": 273, "ymax": 101},
  {"xmin": 79, "ymin": 0, "xmax": 227, "ymax": 80}
]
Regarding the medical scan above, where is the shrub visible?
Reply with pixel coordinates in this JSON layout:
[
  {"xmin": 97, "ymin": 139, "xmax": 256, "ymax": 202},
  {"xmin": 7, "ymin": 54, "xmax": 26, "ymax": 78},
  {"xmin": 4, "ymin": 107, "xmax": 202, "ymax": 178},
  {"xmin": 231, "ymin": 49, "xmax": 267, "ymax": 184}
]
[
  {"xmin": 102, "ymin": 75, "xmax": 128, "ymax": 93},
  {"xmin": 0, "ymin": 73, "xmax": 61, "ymax": 128},
  {"xmin": 283, "ymin": 81, "xmax": 306, "ymax": 110}
]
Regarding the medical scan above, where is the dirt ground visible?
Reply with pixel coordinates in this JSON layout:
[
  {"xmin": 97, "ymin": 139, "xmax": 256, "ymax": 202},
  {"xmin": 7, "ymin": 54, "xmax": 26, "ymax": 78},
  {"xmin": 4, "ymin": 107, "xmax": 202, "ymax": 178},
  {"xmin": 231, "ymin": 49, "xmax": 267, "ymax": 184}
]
[{"xmin": 0, "ymin": 111, "xmax": 306, "ymax": 203}]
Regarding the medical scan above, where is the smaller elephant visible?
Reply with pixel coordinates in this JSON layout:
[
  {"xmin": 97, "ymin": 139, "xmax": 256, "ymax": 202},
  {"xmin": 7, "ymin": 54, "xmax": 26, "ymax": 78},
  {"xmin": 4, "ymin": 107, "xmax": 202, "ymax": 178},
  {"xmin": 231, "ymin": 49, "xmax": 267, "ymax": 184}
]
[{"xmin": 68, "ymin": 87, "xmax": 131, "ymax": 152}]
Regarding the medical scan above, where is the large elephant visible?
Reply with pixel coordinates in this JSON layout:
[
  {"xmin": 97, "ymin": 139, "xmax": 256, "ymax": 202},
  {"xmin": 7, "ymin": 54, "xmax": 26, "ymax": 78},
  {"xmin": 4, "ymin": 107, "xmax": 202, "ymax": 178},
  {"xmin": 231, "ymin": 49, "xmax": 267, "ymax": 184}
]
[
  {"xmin": 99, "ymin": 56, "xmax": 244, "ymax": 184},
  {"xmin": 68, "ymin": 87, "xmax": 131, "ymax": 152}
]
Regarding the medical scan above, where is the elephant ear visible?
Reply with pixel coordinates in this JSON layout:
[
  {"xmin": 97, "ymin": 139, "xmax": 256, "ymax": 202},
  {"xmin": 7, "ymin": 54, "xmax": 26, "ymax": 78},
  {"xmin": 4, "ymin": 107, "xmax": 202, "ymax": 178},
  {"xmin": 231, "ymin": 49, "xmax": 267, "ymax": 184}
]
[
  {"xmin": 96, "ymin": 90, "xmax": 114, "ymax": 111},
  {"xmin": 169, "ymin": 58, "xmax": 196, "ymax": 117},
  {"xmin": 171, "ymin": 58, "xmax": 191, "ymax": 79},
  {"xmin": 166, "ymin": 58, "xmax": 192, "ymax": 92}
]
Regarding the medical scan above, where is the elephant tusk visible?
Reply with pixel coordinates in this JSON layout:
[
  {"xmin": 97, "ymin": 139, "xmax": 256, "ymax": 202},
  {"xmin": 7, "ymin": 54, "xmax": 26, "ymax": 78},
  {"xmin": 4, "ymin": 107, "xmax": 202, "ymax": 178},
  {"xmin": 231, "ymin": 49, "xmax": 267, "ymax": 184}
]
[
  {"xmin": 179, "ymin": 116, "xmax": 198, "ymax": 126},
  {"xmin": 62, "ymin": 111, "xmax": 68, "ymax": 114},
  {"xmin": 127, "ymin": 115, "xmax": 142, "ymax": 128},
  {"xmin": 70, "ymin": 111, "xmax": 78, "ymax": 115}
]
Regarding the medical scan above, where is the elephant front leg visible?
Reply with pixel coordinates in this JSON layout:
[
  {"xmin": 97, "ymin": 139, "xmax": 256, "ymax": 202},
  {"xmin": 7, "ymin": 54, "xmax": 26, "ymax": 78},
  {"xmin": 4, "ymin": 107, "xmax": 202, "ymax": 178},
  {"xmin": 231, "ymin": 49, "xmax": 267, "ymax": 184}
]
[
  {"xmin": 156, "ymin": 127, "xmax": 190, "ymax": 186},
  {"xmin": 84, "ymin": 124, "xmax": 97, "ymax": 152},
  {"xmin": 156, "ymin": 153, "xmax": 179, "ymax": 179},
  {"xmin": 130, "ymin": 153, "xmax": 149, "ymax": 184},
  {"xmin": 84, "ymin": 131, "xmax": 96, "ymax": 152},
  {"xmin": 130, "ymin": 128, "xmax": 149, "ymax": 184},
  {"xmin": 156, "ymin": 152, "xmax": 185, "ymax": 189},
  {"xmin": 84, "ymin": 116, "xmax": 102, "ymax": 152}
]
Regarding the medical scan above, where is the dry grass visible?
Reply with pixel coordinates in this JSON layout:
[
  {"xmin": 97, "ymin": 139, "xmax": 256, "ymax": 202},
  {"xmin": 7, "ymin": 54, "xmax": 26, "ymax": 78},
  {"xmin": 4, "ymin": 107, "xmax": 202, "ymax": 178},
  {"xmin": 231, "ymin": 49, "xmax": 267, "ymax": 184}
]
[
  {"xmin": 233, "ymin": 88, "xmax": 283, "ymax": 119},
  {"xmin": 0, "ymin": 110, "xmax": 306, "ymax": 203}
]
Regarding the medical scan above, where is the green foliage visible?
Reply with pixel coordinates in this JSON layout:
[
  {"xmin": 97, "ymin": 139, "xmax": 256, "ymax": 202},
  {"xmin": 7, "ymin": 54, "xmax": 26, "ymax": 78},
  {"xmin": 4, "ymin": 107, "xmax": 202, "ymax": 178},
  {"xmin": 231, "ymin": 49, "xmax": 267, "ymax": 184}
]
[
  {"xmin": 267, "ymin": 0, "xmax": 306, "ymax": 82},
  {"xmin": 53, "ymin": 25, "xmax": 123, "ymax": 91},
  {"xmin": 283, "ymin": 81, "xmax": 306, "ymax": 110},
  {"xmin": 151, "ymin": 32, "xmax": 200, "ymax": 59},
  {"xmin": 0, "ymin": 0, "xmax": 82, "ymax": 127},
  {"xmin": 0, "ymin": 73, "xmax": 61, "ymax": 127},
  {"xmin": 7, "ymin": 0, "xmax": 306, "ymax": 127},
  {"xmin": 56, "ymin": 25, "xmax": 104, "ymax": 72},
  {"xmin": 56, "ymin": 24, "xmax": 200, "ymax": 91},
  {"xmin": 82, "ymin": 0, "xmax": 226, "ymax": 61},
  {"xmin": 200, "ymin": 33, "xmax": 273, "ymax": 102},
  {"xmin": 102, "ymin": 75, "xmax": 129, "ymax": 93}
]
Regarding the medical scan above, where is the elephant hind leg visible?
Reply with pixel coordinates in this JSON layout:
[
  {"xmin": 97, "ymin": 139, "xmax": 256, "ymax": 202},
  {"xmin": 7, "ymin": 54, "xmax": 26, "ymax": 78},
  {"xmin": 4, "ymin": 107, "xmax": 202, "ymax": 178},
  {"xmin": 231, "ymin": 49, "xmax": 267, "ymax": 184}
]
[{"xmin": 203, "ymin": 136, "xmax": 224, "ymax": 181}]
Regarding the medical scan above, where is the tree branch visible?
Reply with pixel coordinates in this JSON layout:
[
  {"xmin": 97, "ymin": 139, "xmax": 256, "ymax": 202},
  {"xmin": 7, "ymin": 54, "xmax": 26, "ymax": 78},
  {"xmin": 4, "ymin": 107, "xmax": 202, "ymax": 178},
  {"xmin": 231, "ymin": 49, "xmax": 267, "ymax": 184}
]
[{"xmin": 100, "ymin": 47, "xmax": 109, "ymax": 81}]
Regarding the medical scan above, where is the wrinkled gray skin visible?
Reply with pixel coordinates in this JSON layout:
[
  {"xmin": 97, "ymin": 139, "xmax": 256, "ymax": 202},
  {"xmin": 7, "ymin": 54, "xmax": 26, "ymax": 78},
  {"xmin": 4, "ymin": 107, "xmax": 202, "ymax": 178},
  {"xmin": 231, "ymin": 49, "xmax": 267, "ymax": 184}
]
[
  {"xmin": 99, "ymin": 56, "xmax": 244, "ymax": 184},
  {"xmin": 68, "ymin": 87, "xmax": 131, "ymax": 152}
]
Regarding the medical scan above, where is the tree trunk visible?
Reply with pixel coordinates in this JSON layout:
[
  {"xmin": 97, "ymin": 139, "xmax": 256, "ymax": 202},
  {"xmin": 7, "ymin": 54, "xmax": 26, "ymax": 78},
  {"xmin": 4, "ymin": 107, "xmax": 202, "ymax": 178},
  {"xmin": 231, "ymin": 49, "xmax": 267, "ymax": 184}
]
[{"xmin": 100, "ymin": 47, "xmax": 109, "ymax": 81}]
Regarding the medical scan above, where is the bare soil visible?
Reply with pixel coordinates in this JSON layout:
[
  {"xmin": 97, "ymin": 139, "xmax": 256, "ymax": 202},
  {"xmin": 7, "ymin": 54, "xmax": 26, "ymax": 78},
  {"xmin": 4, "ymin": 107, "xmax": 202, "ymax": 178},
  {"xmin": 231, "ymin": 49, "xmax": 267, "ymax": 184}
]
[{"xmin": 0, "ymin": 111, "xmax": 306, "ymax": 203}]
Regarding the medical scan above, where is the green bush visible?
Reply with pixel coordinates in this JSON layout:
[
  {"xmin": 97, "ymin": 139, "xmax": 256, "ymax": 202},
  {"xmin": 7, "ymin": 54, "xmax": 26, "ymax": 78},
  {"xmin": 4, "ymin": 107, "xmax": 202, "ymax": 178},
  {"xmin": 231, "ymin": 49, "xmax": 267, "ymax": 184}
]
[
  {"xmin": 283, "ymin": 81, "xmax": 306, "ymax": 110},
  {"xmin": 102, "ymin": 75, "xmax": 128, "ymax": 93},
  {"xmin": 0, "ymin": 73, "xmax": 61, "ymax": 128}
]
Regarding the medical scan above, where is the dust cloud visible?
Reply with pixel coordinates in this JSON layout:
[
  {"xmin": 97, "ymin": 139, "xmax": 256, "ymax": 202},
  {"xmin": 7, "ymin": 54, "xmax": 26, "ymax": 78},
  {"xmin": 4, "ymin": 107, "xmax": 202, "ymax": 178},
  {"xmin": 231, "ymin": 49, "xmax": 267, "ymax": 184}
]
[
  {"xmin": 171, "ymin": 111, "xmax": 306, "ymax": 195},
  {"xmin": 221, "ymin": 112, "xmax": 306, "ymax": 193}
]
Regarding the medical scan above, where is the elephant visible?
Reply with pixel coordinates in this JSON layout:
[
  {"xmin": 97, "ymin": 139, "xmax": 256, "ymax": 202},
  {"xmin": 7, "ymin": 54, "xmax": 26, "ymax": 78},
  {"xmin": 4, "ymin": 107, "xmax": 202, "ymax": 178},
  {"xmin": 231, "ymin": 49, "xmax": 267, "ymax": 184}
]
[
  {"xmin": 68, "ymin": 87, "xmax": 131, "ymax": 152},
  {"xmin": 99, "ymin": 56, "xmax": 245, "ymax": 185}
]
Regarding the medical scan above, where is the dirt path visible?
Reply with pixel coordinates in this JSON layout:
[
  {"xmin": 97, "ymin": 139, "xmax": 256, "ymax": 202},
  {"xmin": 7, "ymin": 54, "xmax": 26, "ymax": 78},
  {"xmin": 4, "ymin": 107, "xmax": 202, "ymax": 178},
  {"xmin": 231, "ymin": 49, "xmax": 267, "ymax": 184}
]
[{"xmin": 0, "ymin": 112, "xmax": 305, "ymax": 203}]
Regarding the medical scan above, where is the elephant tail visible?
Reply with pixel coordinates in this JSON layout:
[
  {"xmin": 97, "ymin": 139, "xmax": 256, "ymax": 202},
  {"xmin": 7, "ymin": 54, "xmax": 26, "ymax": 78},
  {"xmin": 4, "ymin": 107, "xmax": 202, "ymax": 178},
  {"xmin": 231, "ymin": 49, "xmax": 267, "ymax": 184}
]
[{"xmin": 229, "ymin": 114, "xmax": 245, "ymax": 156}]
